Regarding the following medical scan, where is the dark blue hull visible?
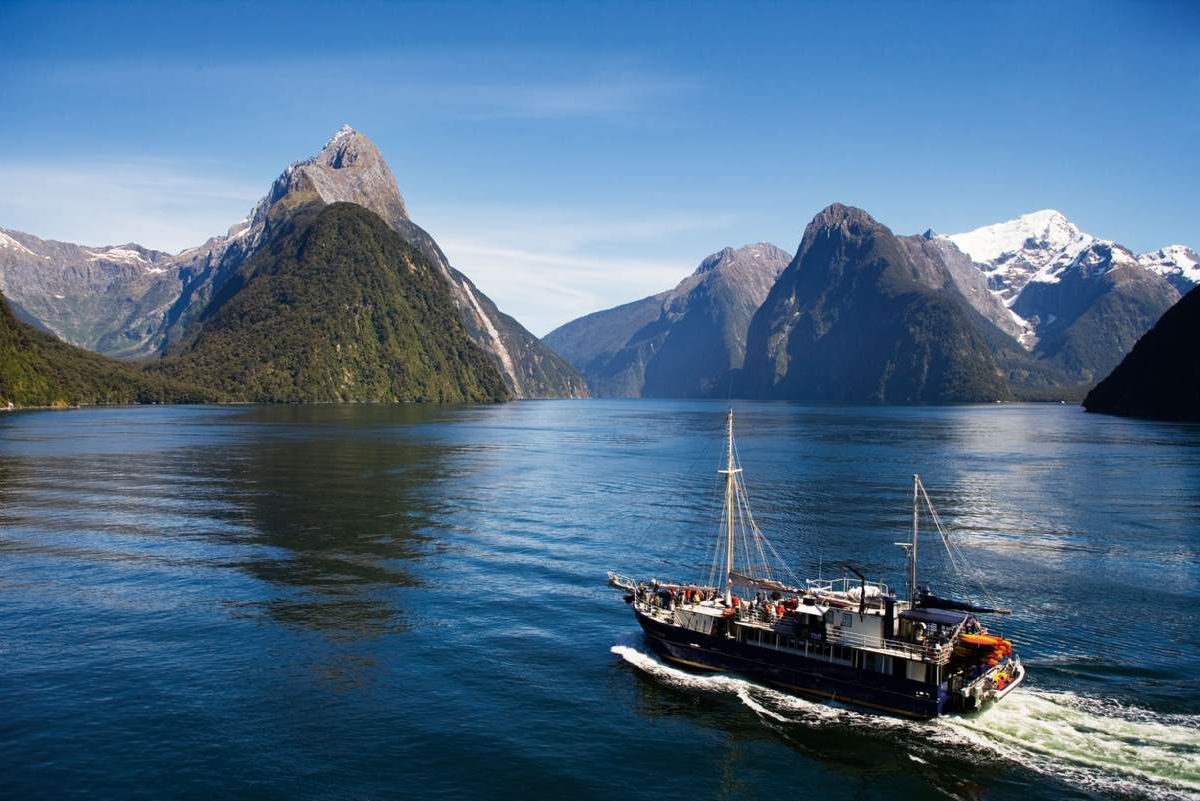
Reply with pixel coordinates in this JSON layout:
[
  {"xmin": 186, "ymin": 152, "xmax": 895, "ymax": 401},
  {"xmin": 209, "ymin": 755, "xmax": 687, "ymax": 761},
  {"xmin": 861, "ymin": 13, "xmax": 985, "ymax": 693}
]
[{"xmin": 635, "ymin": 609, "xmax": 951, "ymax": 718}]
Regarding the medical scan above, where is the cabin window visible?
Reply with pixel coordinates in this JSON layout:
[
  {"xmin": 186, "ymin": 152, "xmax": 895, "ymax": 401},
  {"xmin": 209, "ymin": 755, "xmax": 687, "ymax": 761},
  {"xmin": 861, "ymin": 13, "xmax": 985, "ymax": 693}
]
[{"xmin": 842, "ymin": 613, "xmax": 853, "ymax": 627}]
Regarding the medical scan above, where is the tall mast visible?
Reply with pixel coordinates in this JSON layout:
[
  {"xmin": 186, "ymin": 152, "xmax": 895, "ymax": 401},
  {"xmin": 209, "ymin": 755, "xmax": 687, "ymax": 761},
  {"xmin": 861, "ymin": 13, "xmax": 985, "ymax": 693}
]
[
  {"xmin": 910, "ymin": 473, "xmax": 920, "ymax": 605},
  {"xmin": 718, "ymin": 409, "xmax": 741, "ymax": 605}
]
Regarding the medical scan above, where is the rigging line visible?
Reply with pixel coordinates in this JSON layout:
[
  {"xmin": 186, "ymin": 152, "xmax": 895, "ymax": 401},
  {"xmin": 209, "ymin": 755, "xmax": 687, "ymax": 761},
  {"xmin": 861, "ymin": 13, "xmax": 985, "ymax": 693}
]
[
  {"xmin": 705, "ymin": 436, "xmax": 731, "ymax": 588},
  {"xmin": 731, "ymin": 470, "xmax": 751, "ymax": 570},
  {"xmin": 731, "ymin": 438, "xmax": 802, "ymax": 586},
  {"xmin": 918, "ymin": 481, "xmax": 994, "ymax": 605},
  {"xmin": 735, "ymin": 443, "xmax": 800, "ymax": 584},
  {"xmin": 738, "ymin": 506, "xmax": 753, "ymax": 580},
  {"xmin": 734, "ymin": 465, "xmax": 772, "ymax": 577},
  {"xmin": 739, "ymin": 475, "xmax": 774, "ymax": 580},
  {"xmin": 732, "ymin": 445, "xmax": 759, "ymax": 583},
  {"xmin": 706, "ymin": 471, "xmax": 725, "ymax": 588}
]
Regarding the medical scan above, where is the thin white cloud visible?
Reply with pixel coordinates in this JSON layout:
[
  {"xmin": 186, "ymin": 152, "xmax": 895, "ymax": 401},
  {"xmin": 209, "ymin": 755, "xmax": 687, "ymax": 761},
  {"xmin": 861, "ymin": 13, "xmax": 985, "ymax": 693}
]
[
  {"xmin": 438, "ymin": 238, "xmax": 690, "ymax": 336},
  {"xmin": 0, "ymin": 161, "xmax": 261, "ymax": 251},
  {"xmin": 27, "ymin": 55, "xmax": 694, "ymax": 122},
  {"xmin": 419, "ymin": 74, "xmax": 694, "ymax": 120},
  {"xmin": 421, "ymin": 207, "xmax": 740, "ymax": 335}
]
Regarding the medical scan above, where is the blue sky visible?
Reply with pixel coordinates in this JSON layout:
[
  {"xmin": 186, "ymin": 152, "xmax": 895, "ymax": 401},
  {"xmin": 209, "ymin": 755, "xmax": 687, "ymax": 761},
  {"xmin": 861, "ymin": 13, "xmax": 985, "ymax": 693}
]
[{"xmin": 1, "ymin": 0, "xmax": 1197, "ymax": 334}]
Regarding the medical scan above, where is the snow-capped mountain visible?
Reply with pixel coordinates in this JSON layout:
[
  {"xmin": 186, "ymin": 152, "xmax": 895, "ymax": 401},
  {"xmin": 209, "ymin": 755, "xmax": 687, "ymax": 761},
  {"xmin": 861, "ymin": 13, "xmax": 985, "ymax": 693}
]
[
  {"xmin": 946, "ymin": 209, "xmax": 1197, "ymax": 302},
  {"xmin": 1137, "ymin": 245, "xmax": 1200, "ymax": 294},
  {"xmin": 943, "ymin": 210, "xmax": 1189, "ymax": 384},
  {"xmin": 943, "ymin": 210, "xmax": 1096, "ymax": 302}
]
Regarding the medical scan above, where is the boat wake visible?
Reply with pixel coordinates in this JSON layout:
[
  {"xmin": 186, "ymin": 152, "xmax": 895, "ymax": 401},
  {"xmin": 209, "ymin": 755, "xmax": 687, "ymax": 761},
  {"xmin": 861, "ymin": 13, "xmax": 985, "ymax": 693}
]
[{"xmin": 611, "ymin": 644, "xmax": 1200, "ymax": 800}]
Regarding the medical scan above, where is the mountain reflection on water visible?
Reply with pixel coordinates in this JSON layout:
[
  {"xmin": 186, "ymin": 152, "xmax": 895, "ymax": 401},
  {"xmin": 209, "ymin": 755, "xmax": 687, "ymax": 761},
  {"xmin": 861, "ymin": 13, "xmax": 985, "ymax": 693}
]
[{"xmin": 1, "ymin": 401, "xmax": 1197, "ymax": 801}]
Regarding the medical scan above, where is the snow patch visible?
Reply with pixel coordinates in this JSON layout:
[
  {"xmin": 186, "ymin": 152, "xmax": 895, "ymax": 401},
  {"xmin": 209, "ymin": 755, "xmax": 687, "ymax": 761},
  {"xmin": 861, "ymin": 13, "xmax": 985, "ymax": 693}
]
[
  {"xmin": 0, "ymin": 231, "xmax": 36, "ymax": 257},
  {"xmin": 87, "ymin": 247, "xmax": 148, "ymax": 265},
  {"xmin": 1005, "ymin": 305, "xmax": 1038, "ymax": 349},
  {"xmin": 1029, "ymin": 241, "xmax": 1137, "ymax": 286},
  {"xmin": 1138, "ymin": 245, "xmax": 1200, "ymax": 287},
  {"xmin": 945, "ymin": 210, "xmax": 1093, "ymax": 265},
  {"xmin": 323, "ymin": 124, "xmax": 357, "ymax": 151}
]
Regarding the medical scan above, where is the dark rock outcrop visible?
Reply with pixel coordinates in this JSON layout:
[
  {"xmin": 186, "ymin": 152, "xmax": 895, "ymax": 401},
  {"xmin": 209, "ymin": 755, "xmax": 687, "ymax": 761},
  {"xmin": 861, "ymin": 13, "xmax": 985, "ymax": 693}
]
[{"xmin": 1083, "ymin": 286, "xmax": 1200, "ymax": 422}]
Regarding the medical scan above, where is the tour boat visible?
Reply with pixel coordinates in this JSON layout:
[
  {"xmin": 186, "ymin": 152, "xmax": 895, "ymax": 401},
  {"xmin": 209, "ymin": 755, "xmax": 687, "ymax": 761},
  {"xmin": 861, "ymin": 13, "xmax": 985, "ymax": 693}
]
[{"xmin": 609, "ymin": 410, "xmax": 1025, "ymax": 719}]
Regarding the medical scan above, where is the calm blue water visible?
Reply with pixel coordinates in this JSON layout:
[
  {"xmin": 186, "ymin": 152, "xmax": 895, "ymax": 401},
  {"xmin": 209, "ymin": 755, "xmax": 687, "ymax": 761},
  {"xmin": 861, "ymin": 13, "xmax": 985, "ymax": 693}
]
[{"xmin": 1, "ymin": 401, "xmax": 1197, "ymax": 801}]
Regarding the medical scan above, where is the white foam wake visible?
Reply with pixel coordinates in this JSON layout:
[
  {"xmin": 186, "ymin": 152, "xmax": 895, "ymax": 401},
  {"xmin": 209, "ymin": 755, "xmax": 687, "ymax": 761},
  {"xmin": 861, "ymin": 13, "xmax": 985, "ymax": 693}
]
[
  {"xmin": 611, "ymin": 645, "xmax": 1200, "ymax": 800},
  {"xmin": 937, "ymin": 689, "xmax": 1200, "ymax": 800}
]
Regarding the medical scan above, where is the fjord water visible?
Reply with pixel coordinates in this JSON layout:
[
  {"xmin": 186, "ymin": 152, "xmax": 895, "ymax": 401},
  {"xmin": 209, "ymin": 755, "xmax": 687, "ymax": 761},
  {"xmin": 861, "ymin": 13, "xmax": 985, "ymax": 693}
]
[{"xmin": 1, "ymin": 402, "xmax": 1197, "ymax": 801}]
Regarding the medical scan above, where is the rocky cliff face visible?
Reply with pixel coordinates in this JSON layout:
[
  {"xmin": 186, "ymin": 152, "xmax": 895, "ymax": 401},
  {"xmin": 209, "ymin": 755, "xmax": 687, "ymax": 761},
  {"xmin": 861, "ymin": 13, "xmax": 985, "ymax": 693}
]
[
  {"xmin": 543, "ymin": 243, "xmax": 790, "ymax": 397},
  {"xmin": 918, "ymin": 232, "xmax": 1033, "ymax": 346},
  {"xmin": 1083, "ymin": 285, "xmax": 1200, "ymax": 421},
  {"xmin": 0, "ymin": 126, "xmax": 587, "ymax": 399},
  {"xmin": 739, "ymin": 205, "xmax": 1017, "ymax": 403},
  {"xmin": 0, "ymin": 230, "xmax": 181, "ymax": 357}
]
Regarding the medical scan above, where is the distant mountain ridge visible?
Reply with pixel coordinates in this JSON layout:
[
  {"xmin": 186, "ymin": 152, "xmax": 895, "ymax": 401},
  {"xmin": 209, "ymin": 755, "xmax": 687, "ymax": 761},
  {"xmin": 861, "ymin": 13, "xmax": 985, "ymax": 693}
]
[
  {"xmin": 546, "ymin": 205, "xmax": 1193, "ymax": 402},
  {"xmin": 543, "ymin": 243, "xmax": 790, "ymax": 397},
  {"xmin": 0, "ymin": 126, "xmax": 587, "ymax": 399},
  {"xmin": 0, "ymin": 230, "xmax": 180, "ymax": 358}
]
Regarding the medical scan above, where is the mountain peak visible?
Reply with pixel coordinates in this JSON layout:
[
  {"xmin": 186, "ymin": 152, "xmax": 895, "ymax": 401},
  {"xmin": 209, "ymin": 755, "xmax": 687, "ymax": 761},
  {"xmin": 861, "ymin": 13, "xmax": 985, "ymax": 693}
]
[
  {"xmin": 809, "ymin": 203, "xmax": 880, "ymax": 231},
  {"xmin": 257, "ymin": 127, "xmax": 409, "ymax": 229},
  {"xmin": 946, "ymin": 209, "xmax": 1091, "ymax": 265},
  {"xmin": 327, "ymin": 123, "xmax": 357, "ymax": 144},
  {"xmin": 310, "ymin": 125, "xmax": 386, "ymax": 172},
  {"xmin": 693, "ymin": 242, "xmax": 790, "ymax": 276}
]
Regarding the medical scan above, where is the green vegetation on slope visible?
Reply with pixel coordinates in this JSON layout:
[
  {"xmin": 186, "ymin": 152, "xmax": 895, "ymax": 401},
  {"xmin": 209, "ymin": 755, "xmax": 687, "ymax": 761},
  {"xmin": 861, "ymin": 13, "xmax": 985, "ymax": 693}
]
[
  {"xmin": 154, "ymin": 203, "xmax": 509, "ymax": 404},
  {"xmin": 0, "ymin": 291, "xmax": 212, "ymax": 408}
]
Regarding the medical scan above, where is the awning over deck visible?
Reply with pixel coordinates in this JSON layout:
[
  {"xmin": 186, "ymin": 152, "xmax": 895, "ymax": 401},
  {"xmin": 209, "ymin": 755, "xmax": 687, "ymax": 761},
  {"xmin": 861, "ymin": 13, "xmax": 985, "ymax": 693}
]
[{"xmin": 899, "ymin": 607, "xmax": 969, "ymax": 627}]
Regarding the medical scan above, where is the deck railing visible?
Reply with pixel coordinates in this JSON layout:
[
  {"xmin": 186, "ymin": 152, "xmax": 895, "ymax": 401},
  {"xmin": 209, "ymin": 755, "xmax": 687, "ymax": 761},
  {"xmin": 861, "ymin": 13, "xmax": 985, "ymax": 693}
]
[
  {"xmin": 740, "ymin": 607, "xmax": 951, "ymax": 664},
  {"xmin": 825, "ymin": 626, "xmax": 951, "ymax": 664}
]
